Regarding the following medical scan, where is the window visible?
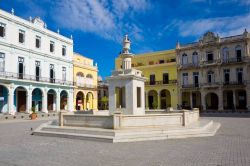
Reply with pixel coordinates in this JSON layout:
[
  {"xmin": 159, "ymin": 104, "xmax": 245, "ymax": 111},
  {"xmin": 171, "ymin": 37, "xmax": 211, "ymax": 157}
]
[
  {"xmin": 19, "ymin": 30, "xmax": 25, "ymax": 43},
  {"xmin": 222, "ymin": 47, "xmax": 229, "ymax": 62},
  {"xmin": 18, "ymin": 57, "xmax": 24, "ymax": 79},
  {"xmin": 50, "ymin": 64, "xmax": 55, "ymax": 83},
  {"xmin": 193, "ymin": 72, "xmax": 199, "ymax": 87},
  {"xmin": 137, "ymin": 87, "xmax": 141, "ymax": 108},
  {"xmin": 235, "ymin": 45, "xmax": 242, "ymax": 61},
  {"xmin": 0, "ymin": 53, "xmax": 5, "ymax": 72},
  {"xmin": 192, "ymin": 52, "xmax": 198, "ymax": 65},
  {"xmin": 224, "ymin": 69, "xmax": 230, "ymax": 84},
  {"xmin": 50, "ymin": 41, "xmax": 55, "ymax": 53},
  {"xmin": 182, "ymin": 53, "xmax": 188, "ymax": 65},
  {"xmin": 35, "ymin": 36, "xmax": 41, "ymax": 48},
  {"xmin": 207, "ymin": 71, "xmax": 214, "ymax": 83},
  {"xmin": 159, "ymin": 60, "xmax": 164, "ymax": 64},
  {"xmin": 0, "ymin": 23, "xmax": 6, "ymax": 37},
  {"xmin": 35, "ymin": 61, "xmax": 40, "ymax": 81},
  {"xmin": 182, "ymin": 73, "xmax": 188, "ymax": 85},
  {"xmin": 207, "ymin": 52, "xmax": 214, "ymax": 62},
  {"xmin": 163, "ymin": 73, "xmax": 169, "ymax": 84},
  {"xmin": 150, "ymin": 74, "xmax": 155, "ymax": 85},
  {"xmin": 62, "ymin": 45, "xmax": 66, "ymax": 56},
  {"xmin": 236, "ymin": 68, "xmax": 243, "ymax": 84},
  {"xmin": 62, "ymin": 67, "xmax": 66, "ymax": 81}
]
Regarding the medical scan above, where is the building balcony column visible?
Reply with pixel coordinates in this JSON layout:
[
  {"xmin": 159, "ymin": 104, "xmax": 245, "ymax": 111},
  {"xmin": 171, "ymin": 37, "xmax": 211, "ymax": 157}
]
[
  {"xmin": 68, "ymin": 90, "xmax": 74, "ymax": 112},
  {"xmin": 157, "ymin": 91, "xmax": 161, "ymax": 109},
  {"xmin": 201, "ymin": 91, "xmax": 206, "ymax": 111},
  {"xmin": 145, "ymin": 92, "xmax": 148, "ymax": 109},
  {"xmin": 233, "ymin": 90, "xmax": 237, "ymax": 110},
  {"xmin": 246, "ymin": 86, "xmax": 250, "ymax": 110},
  {"xmin": 8, "ymin": 87, "xmax": 14, "ymax": 114},
  {"xmin": 218, "ymin": 88, "xmax": 223, "ymax": 111},
  {"xmin": 190, "ymin": 92, "xmax": 193, "ymax": 109},
  {"xmin": 56, "ymin": 90, "xmax": 61, "ymax": 112},
  {"xmin": 26, "ymin": 90, "xmax": 32, "ymax": 114},
  {"xmin": 42, "ymin": 89, "xmax": 48, "ymax": 113}
]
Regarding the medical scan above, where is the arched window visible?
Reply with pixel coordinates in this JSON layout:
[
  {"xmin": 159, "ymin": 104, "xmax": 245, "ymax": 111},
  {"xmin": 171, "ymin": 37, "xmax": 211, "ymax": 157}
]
[
  {"xmin": 182, "ymin": 53, "xmax": 188, "ymax": 65},
  {"xmin": 86, "ymin": 74, "xmax": 93, "ymax": 78},
  {"xmin": 207, "ymin": 71, "xmax": 214, "ymax": 83},
  {"xmin": 192, "ymin": 52, "xmax": 198, "ymax": 65},
  {"xmin": 235, "ymin": 45, "xmax": 242, "ymax": 61},
  {"xmin": 76, "ymin": 72, "xmax": 84, "ymax": 86},
  {"xmin": 86, "ymin": 74, "xmax": 93, "ymax": 87},
  {"xmin": 222, "ymin": 47, "xmax": 229, "ymax": 62}
]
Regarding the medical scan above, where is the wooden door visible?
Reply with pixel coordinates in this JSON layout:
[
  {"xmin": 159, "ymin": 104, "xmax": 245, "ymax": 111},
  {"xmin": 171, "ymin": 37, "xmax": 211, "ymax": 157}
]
[{"xmin": 48, "ymin": 94, "xmax": 54, "ymax": 111}]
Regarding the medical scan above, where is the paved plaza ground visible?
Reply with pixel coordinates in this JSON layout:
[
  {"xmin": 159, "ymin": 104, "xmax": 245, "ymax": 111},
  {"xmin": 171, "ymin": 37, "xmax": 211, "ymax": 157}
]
[{"xmin": 0, "ymin": 117, "xmax": 250, "ymax": 166}]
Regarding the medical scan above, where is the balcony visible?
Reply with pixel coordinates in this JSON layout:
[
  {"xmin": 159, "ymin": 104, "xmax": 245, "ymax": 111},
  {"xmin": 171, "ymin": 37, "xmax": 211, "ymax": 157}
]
[
  {"xmin": 202, "ymin": 59, "xmax": 220, "ymax": 65},
  {"xmin": 178, "ymin": 63, "xmax": 200, "ymax": 69},
  {"xmin": 74, "ymin": 82, "xmax": 97, "ymax": 89},
  {"xmin": 223, "ymin": 80, "xmax": 247, "ymax": 87},
  {"xmin": 145, "ymin": 80, "xmax": 177, "ymax": 86},
  {"xmin": 0, "ymin": 71, "xmax": 73, "ymax": 86},
  {"xmin": 221, "ymin": 56, "xmax": 249, "ymax": 64},
  {"xmin": 202, "ymin": 82, "xmax": 220, "ymax": 88},
  {"xmin": 182, "ymin": 83, "xmax": 200, "ymax": 89}
]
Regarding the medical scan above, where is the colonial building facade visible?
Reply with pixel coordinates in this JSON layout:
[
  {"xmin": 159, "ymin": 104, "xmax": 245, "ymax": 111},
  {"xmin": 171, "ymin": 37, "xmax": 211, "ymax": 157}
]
[
  {"xmin": 73, "ymin": 53, "xmax": 98, "ymax": 110},
  {"xmin": 115, "ymin": 50, "xmax": 178, "ymax": 109},
  {"xmin": 0, "ymin": 9, "xmax": 74, "ymax": 114},
  {"xmin": 176, "ymin": 31, "xmax": 250, "ymax": 111}
]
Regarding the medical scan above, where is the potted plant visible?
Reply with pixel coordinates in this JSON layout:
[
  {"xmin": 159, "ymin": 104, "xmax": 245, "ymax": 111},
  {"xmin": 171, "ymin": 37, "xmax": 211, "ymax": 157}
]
[{"xmin": 30, "ymin": 106, "xmax": 37, "ymax": 120}]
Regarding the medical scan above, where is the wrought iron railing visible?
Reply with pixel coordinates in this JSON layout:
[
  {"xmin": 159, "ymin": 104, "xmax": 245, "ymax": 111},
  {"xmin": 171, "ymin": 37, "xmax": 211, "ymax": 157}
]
[
  {"xmin": 73, "ymin": 82, "xmax": 97, "ymax": 89},
  {"xmin": 145, "ymin": 80, "xmax": 177, "ymax": 86},
  {"xmin": 0, "ymin": 71, "xmax": 73, "ymax": 86}
]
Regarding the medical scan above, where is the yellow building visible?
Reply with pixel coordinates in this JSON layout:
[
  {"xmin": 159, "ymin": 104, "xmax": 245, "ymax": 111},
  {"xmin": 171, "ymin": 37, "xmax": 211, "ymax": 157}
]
[
  {"xmin": 115, "ymin": 50, "xmax": 178, "ymax": 109},
  {"xmin": 73, "ymin": 53, "xmax": 98, "ymax": 110}
]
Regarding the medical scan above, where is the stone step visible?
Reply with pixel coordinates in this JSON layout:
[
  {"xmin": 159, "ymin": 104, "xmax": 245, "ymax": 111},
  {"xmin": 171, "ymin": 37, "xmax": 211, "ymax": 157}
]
[{"xmin": 33, "ymin": 119, "xmax": 220, "ymax": 143}]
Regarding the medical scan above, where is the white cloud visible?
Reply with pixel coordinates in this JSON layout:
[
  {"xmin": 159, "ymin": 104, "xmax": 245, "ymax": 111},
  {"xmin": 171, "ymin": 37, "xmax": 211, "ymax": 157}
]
[
  {"xmin": 52, "ymin": 0, "xmax": 150, "ymax": 42},
  {"xmin": 167, "ymin": 13, "xmax": 250, "ymax": 38}
]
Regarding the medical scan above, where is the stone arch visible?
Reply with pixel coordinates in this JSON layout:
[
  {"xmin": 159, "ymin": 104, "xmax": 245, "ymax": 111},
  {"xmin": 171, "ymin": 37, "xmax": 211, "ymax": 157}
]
[
  {"xmin": 86, "ymin": 74, "xmax": 93, "ymax": 78},
  {"xmin": 205, "ymin": 92, "xmax": 218, "ymax": 110},
  {"xmin": 32, "ymin": 88, "xmax": 43, "ymax": 112},
  {"xmin": 0, "ymin": 84, "xmax": 9, "ymax": 113},
  {"xmin": 60, "ymin": 90, "xmax": 68, "ymax": 110},
  {"xmin": 14, "ymin": 86, "xmax": 27, "ymax": 112},
  {"xmin": 76, "ymin": 91, "xmax": 85, "ymax": 110},
  {"xmin": 47, "ymin": 89, "xmax": 57, "ymax": 111},
  {"xmin": 148, "ymin": 90, "xmax": 158, "ymax": 109},
  {"xmin": 160, "ymin": 89, "xmax": 171, "ymax": 109},
  {"xmin": 86, "ymin": 92, "xmax": 94, "ymax": 110}
]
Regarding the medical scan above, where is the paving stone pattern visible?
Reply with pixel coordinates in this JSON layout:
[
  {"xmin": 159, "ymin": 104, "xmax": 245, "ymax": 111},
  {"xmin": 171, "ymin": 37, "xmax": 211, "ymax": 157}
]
[{"xmin": 0, "ymin": 117, "xmax": 250, "ymax": 166}]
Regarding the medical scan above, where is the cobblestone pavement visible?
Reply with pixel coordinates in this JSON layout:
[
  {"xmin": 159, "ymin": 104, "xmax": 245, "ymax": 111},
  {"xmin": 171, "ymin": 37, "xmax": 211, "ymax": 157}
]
[{"xmin": 0, "ymin": 117, "xmax": 250, "ymax": 166}]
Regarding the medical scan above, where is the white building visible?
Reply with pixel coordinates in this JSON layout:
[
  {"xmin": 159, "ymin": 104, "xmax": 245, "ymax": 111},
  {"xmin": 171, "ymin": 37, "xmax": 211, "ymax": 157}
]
[{"xmin": 0, "ymin": 9, "xmax": 74, "ymax": 114}]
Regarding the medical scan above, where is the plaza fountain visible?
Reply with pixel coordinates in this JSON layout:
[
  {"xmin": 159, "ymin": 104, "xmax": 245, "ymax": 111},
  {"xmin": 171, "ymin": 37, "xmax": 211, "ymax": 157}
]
[{"xmin": 33, "ymin": 35, "xmax": 220, "ymax": 143}]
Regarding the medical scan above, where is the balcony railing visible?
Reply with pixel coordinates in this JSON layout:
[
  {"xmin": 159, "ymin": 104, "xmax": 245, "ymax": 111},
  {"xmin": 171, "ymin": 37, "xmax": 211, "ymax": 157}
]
[
  {"xmin": 179, "ymin": 63, "xmax": 200, "ymax": 69},
  {"xmin": 223, "ymin": 80, "xmax": 247, "ymax": 86},
  {"xmin": 182, "ymin": 83, "xmax": 200, "ymax": 88},
  {"xmin": 73, "ymin": 82, "xmax": 97, "ymax": 89},
  {"xmin": 203, "ymin": 59, "xmax": 220, "ymax": 65},
  {"xmin": 221, "ymin": 56, "xmax": 249, "ymax": 64},
  {"xmin": 202, "ymin": 82, "xmax": 220, "ymax": 87},
  {"xmin": 145, "ymin": 80, "xmax": 177, "ymax": 86},
  {"xmin": 0, "ymin": 71, "xmax": 73, "ymax": 86}
]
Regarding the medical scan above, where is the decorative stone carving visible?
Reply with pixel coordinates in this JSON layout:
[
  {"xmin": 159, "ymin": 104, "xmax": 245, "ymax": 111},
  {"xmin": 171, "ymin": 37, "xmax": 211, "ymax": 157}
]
[{"xmin": 32, "ymin": 17, "xmax": 45, "ymax": 28}]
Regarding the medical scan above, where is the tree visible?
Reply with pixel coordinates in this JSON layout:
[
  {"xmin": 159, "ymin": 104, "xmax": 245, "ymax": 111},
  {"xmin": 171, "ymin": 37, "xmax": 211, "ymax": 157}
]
[{"xmin": 100, "ymin": 96, "xmax": 108, "ymax": 110}]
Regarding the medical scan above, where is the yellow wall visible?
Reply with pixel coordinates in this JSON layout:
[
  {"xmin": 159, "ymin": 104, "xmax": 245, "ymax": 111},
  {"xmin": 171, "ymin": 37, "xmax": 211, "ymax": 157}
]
[
  {"xmin": 115, "ymin": 49, "xmax": 178, "ymax": 109},
  {"xmin": 73, "ymin": 53, "xmax": 98, "ymax": 110}
]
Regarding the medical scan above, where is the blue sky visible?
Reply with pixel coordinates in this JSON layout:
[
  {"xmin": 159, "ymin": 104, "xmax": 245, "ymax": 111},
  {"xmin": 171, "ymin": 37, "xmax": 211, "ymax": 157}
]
[{"xmin": 1, "ymin": 0, "xmax": 250, "ymax": 78}]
